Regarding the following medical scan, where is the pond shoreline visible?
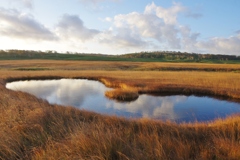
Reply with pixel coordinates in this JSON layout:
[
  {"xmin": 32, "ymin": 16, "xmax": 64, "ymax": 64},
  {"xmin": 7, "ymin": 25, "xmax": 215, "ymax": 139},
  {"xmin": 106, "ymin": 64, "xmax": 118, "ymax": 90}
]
[
  {"xmin": 6, "ymin": 78, "xmax": 240, "ymax": 123},
  {"xmin": 4, "ymin": 76, "xmax": 240, "ymax": 103},
  {"xmin": 1, "ymin": 61, "xmax": 240, "ymax": 159}
]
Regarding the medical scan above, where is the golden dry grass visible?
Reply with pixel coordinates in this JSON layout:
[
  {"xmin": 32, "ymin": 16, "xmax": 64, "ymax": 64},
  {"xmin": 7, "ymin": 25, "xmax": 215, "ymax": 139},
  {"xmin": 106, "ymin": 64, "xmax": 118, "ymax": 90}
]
[
  {"xmin": 1, "ymin": 60, "xmax": 240, "ymax": 159},
  {"xmin": 1, "ymin": 60, "xmax": 240, "ymax": 71},
  {"xmin": 105, "ymin": 88, "xmax": 139, "ymax": 102}
]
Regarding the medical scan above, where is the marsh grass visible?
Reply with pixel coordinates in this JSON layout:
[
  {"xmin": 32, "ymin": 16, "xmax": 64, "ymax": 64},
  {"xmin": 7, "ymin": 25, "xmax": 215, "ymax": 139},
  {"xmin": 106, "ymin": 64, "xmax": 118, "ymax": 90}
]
[
  {"xmin": 105, "ymin": 88, "xmax": 139, "ymax": 102},
  {"xmin": 1, "ymin": 90, "xmax": 240, "ymax": 159},
  {"xmin": 1, "ymin": 60, "xmax": 240, "ymax": 71},
  {"xmin": 1, "ymin": 60, "xmax": 240, "ymax": 159}
]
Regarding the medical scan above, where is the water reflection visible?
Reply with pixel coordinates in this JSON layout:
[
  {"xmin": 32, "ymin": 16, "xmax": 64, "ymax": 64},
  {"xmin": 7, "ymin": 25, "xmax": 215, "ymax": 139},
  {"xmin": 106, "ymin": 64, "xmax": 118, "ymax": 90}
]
[
  {"xmin": 6, "ymin": 79, "xmax": 240, "ymax": 123},
  {"xmin": 106, "ymin": 95, "xmax": 187, "ymax": 121},
  {"xmin": 6, "ymin": 79, "xmax": 107, "ymax": 107}
]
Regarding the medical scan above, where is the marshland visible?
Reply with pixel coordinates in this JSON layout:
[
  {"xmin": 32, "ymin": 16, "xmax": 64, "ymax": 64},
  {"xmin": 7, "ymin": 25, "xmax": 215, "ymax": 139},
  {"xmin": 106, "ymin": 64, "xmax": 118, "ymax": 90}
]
[{"xmin": 1, "ymin": 55, "xmax": 240, "ymax": 159}]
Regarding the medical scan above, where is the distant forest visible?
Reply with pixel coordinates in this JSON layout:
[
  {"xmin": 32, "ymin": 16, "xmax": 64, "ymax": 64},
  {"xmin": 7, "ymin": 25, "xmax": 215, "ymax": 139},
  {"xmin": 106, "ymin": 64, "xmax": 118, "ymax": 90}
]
[
  {"xmin": 122, "ymin": 51, "xmax": 240, "ymax": 61},
  {"xmin": 0, "ymin": 50, "xmax": 240, "ymax": 63}
]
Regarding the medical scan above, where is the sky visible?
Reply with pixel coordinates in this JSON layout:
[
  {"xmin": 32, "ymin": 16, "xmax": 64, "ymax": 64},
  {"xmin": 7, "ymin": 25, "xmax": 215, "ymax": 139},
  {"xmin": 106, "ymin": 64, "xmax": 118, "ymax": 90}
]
[{"xmin": 0, "ymin": 0, "xmax": 239, "ymax": 55}]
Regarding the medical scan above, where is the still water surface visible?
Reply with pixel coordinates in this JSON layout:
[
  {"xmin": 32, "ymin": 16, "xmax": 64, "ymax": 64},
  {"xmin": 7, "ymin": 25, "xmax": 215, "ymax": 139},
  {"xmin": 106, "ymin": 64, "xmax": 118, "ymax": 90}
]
[{"xmin": 6, "ymin": 79, "xmax": 240, "ymax": 123}]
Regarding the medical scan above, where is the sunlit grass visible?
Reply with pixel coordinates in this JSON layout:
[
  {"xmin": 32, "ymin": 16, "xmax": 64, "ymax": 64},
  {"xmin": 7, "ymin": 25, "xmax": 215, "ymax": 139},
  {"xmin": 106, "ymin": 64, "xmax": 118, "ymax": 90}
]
[
  {"xmin": 105, "ymin": 88, "xmax": 139, "ymax": 102},
  {"xmin": 0, "ymin": 60, "xmax": 240, "ymax": 159}
]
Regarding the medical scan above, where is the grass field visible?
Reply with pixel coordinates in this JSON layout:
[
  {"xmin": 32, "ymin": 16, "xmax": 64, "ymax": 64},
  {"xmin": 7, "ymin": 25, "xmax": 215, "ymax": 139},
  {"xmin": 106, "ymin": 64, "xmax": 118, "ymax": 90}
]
[{"xmin": 1, "ymin": 60, "xmax": 240, "ymax": 159}]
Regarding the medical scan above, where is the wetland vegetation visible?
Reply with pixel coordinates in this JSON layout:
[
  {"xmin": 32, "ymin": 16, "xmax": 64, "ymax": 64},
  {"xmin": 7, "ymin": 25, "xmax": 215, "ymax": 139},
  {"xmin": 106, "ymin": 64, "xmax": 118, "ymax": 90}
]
[
  {"xmin": 0, "ymin": 51, "xmax": 240, "ymax": 159},
  {"xmin": 1, "ymin": 49, "xmax": 240, "ymax": 63}
]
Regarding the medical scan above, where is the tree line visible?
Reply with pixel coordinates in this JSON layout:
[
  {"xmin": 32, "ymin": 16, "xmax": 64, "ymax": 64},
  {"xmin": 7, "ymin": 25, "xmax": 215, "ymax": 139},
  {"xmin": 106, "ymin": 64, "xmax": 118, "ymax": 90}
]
[
  {"xmin": 121, "ymin": 51, "xmax": 240, "ymax": 61},
  {"xmin": 0, "ymin": 49, "xmax": 239, "ymax": 62}
]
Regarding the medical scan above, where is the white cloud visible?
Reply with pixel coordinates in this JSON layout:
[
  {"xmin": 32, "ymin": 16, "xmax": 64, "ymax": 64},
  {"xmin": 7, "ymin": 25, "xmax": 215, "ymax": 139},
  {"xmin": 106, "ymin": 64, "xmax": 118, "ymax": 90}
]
[
  {"xmin": 144, "ymin": 2, "xmax": 186, "ymax": 25},
  {"xmin": 99, "ymin": 13, "xmax": 155, "ymax": 49},
  {"xmin": 197, "ymin": 33, "xmax": 240, "ymax": 55},
  {"xmin": 97, "ymin": 2, "xmax": 207, "ymax": 53},
  {"xmin": 0, "ymin": 8, "xmax": 56, "ymax": 41},
  {"xmin": 99, "ymin": 3, "xmax": 185, "ymax": 50},
  {"xmin": 99, "ymin": 28, "xmax": 149, "ymax": 49},
  {"xmin": 180, "ymin": 26, "xmax": 200, "ymax": 51},
  {"xmin": 55, "ymin": 14, "xmax": 100, "ymax": 42},
  {"xmin": 105, "ymin": 17, "xmax": 112, "ymax": 22}
]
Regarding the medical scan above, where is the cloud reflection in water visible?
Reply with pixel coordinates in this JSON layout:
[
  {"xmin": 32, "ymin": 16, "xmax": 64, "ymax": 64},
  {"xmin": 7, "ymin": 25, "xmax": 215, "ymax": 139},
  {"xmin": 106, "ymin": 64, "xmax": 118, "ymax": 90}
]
[
  {"xmin": 106, "ymin": 95, "xmax": 188, "ymax": 121},
  {"xmin": 6, "ymin": 79, "xmax": 240, "ymax": 123},
  {"xmin": 6, "ymin": 79, "xmax": 106, "ymax": 107}
]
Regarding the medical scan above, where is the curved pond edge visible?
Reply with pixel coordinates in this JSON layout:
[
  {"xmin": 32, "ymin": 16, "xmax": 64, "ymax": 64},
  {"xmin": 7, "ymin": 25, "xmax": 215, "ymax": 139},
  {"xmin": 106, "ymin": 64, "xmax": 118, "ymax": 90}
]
[{"xmin": 3, "ymin": 76, "xmax": 240, "ymax": 104}]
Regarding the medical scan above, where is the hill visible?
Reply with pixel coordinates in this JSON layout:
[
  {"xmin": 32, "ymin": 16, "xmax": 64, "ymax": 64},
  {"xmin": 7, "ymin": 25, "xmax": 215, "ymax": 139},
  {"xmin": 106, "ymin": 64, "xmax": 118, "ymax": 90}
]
[{"xmin": 0, "ymin": 50, "xmax": 240, "ymax": 63}]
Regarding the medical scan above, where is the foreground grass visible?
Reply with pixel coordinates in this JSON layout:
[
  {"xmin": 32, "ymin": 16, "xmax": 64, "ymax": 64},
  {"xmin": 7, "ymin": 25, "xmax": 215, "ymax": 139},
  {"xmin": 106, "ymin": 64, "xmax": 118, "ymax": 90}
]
[{"xmin": 1, "ymin": 60, "xmax": 240, "ymax": 159}]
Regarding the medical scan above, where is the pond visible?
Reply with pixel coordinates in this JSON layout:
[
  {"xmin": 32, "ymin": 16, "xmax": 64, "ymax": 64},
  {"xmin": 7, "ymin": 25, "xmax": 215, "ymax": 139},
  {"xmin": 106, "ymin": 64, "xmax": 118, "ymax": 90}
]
[{"xmin": 6, "ymin": 79, "xmax": 240, "ymax": 123}]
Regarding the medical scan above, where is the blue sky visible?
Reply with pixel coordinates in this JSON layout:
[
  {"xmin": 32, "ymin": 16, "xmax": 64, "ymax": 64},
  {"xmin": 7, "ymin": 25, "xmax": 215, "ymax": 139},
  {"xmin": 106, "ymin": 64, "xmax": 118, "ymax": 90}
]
[{"xmin": 0, "ymin": 0, "xmax": 239, "ymax": 55}]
